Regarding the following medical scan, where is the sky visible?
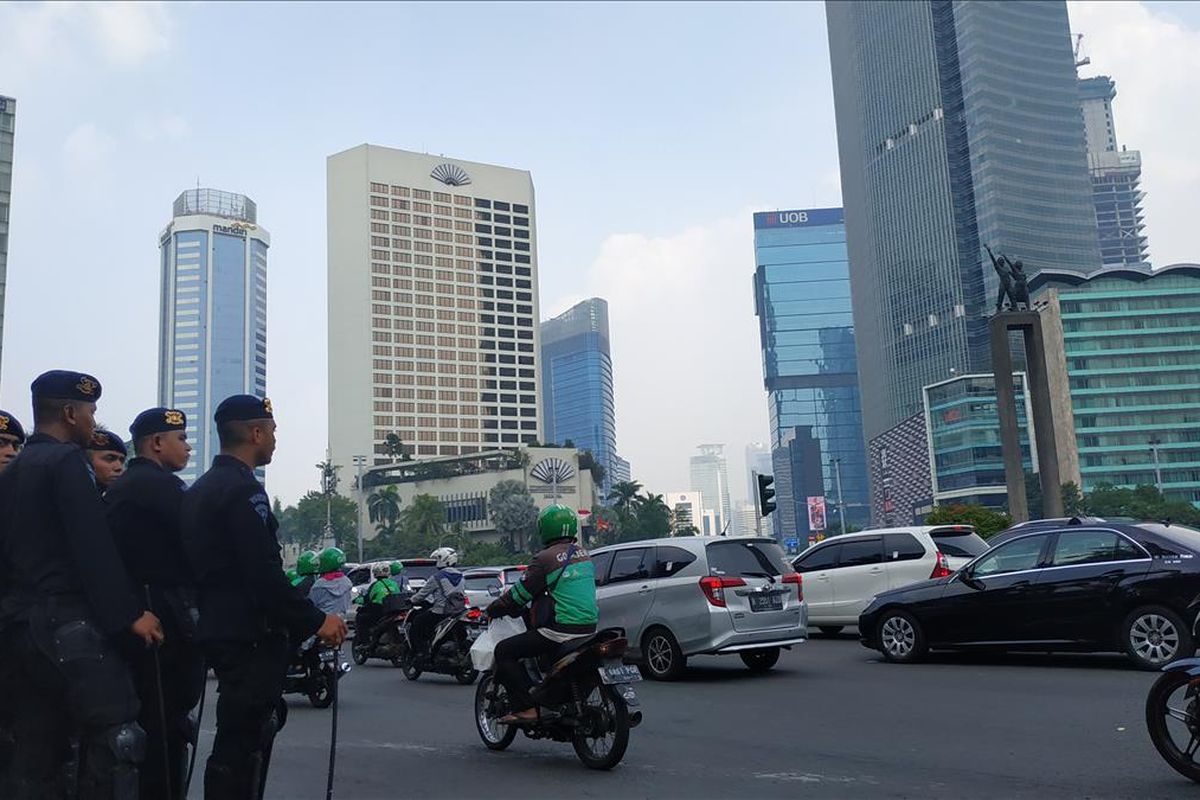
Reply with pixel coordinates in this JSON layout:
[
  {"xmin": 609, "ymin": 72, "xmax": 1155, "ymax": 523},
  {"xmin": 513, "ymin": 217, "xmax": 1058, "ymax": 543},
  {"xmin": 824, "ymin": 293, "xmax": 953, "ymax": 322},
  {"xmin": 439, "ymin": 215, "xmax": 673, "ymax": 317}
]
[{"xmin": 1, "ymin": 1, "xmax": 1198, "ymax": 508}]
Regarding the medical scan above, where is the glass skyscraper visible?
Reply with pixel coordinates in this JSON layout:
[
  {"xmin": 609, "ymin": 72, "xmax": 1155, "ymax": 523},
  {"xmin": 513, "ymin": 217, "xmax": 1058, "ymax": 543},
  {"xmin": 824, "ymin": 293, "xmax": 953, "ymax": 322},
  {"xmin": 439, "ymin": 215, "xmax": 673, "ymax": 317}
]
[
  {"xmin": 1033, "ymin": 266, "xmax": 1200, "ymax": 504},
  {"xmin": 0, "ymin": 95, "xmax": 13, "ymax": 372},
  {"xmin": 753, "ymin": 207, "xmax": 869, "ymax": 539},
  {"xmin": 539, "ymin": 298, "xmax": 622, "ymax": 495},
  {"xmin": 689, "ymin": 444, "xmax": 732, "ymax": 535},
  {"xmin": 826, "ymin": 0, "xmax": 1101, "ymax": 450},
  {"xmin": 159, "ymin": 189, "xmax": 269, "ymax": 483}
]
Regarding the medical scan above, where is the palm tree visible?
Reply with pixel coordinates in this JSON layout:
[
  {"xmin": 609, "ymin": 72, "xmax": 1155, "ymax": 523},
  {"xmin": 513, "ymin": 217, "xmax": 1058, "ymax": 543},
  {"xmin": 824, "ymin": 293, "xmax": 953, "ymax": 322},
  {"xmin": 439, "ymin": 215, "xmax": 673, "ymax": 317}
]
[
  {"xmin": 383, "ymin": 433, "xmax": 409, "ymax": 462},
  {"xmin": 606, "ymin": 480, "xmax": 643, "ymax": 511},
  {"xmin": 367, "ymin": 484, "xmax": 401, "ymax": 527},
  {"xmin": 635, "ymin": 492, "xmax": 669, "ymax": 515}
]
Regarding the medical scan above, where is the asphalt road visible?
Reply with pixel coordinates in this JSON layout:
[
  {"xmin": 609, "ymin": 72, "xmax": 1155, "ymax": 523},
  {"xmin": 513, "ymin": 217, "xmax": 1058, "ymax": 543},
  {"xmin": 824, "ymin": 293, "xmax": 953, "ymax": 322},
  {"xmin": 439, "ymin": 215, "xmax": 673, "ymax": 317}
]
[{"xmin": 186, "ymin": 631, "xmax": 1190, "ymax": 799}]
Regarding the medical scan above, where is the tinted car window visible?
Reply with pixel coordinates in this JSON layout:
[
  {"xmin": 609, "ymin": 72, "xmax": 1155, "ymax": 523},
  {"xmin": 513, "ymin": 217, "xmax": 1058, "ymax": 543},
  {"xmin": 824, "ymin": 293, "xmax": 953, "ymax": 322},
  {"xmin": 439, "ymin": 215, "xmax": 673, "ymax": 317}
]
[
  {"xmin": 884, "ymin": 533, "xmax": 925, "ymax": 562},
  {"xmin": 502, "ymin": 568, "xmax": 527, "ymax": 585},
  {"xmin": 1135, "ymin": 524, "xmax": 1200, "ymax": 557},
  {"xmin": 608, "ymin": 548, "xmax": 652, "ymax": 584},
  {"xmin": 347, "ymin": 567, "xmax": 371, "ymax": 586},
  {"xmin": 795, "ymin": 543, "xmax": 840, "ymax": 571},
  {"xmin": 931, "ymin": 528, "xmax": 989, "ymax": 558},
  {"xmin": 464, "ymin": 575, "xmax": 502, "ymax": 592},
  {"xmin": 1051, "ymin": 531, "xmax": 1144, "ymax": 566},
  {"xmin": 707, "ymin": 540, "xmax": 794, "ymax": 577},
  {"xmin": 837, "ymin": 538, "xmax": 882, "ymax": 567},
  {"xmin": 971, "ymin": 535, "xmax": 1047, "ymax": 577},
  {"xmin": 654, "ymin": 546, "xmax": 697, "ymax": 578},
  {"xmin": 591, "ymin": 551, "xmax": 615, "ymax": 586}
]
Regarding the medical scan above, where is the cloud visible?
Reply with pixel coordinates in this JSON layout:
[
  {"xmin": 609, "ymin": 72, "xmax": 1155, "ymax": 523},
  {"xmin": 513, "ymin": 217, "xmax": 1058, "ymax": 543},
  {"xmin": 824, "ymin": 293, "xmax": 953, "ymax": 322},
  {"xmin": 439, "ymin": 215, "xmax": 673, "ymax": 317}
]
[
  {"xmin": 62, "ymin": 122, "xmax": 116, "ymax": 173},
  {"xmin": 89, "ymin": 2, "xmax": 172, "ymax": 65},
  {"xmin": 1068, "ymin": 1, "xmax": 1200, "ymax": 266},
  {"xmin": 133, "ymin": 113, "xmax": 191, "ymax": 143},
  {"xmin": 551, "ymin": 211, "xmax": 770, "ymax": 502}
]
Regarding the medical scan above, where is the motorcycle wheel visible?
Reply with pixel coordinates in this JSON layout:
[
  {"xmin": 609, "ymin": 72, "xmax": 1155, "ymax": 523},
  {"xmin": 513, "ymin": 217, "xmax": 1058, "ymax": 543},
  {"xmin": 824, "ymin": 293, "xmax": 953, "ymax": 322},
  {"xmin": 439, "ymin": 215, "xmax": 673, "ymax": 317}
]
[
  {"xmin": 474, "ymin": 673, "xmax": 518, "ymax": 751},
  {"xmin": 397, "ymin": 642, "xmax": 422, "ymax": 681},
  {"xmin": 352, "ymin": 641, "xmax": 369, "ymax": 666},
  {"xmin": 1147, "ymin": 669, "xmax": 1200, "ymax": 783},
  {"xmin": 308, "ymin": 678, "xmax": 334, "ymax": 709},
  {"xmin": 571, "ymin": 684, "xmax": 630, "ymax": 770}
]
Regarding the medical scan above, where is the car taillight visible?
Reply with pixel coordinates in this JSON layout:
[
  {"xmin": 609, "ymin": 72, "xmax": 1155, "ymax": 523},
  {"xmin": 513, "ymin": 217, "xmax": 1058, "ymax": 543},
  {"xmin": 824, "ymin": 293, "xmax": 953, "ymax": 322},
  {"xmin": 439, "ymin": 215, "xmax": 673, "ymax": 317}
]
[
  {"xmin": 782, "ymin": 573, "xmax": 803, "ymax": 602},
  {"xmin": 466, "ymin": 607, "xmax": 483, "ymax": 621},
  {"xmin": 930, "ymin": 551, "xmax": 953, "ymax": 579},
  {"xmin": 699, "ymin": 575, "xmax": 746, "ymax": 607}
]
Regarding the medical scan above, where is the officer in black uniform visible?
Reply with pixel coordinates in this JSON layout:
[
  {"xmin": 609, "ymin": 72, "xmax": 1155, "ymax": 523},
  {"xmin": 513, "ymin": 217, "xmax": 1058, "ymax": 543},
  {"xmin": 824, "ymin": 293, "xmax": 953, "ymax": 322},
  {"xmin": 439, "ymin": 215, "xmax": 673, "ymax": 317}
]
[
  {"xmin": 181, "ymin": 394, "xmax": 346, "ymax": 799},
  {"xmin": 0, "ymin": 370, "xmax": 164, "ymax": 799},
  {"xmin": 86, "ymin": 428, "xmax": 128, "ymax": 494},
  {"xmin": 0, "ymin": 409, "xmax": 25, "ymax": 474},
  {"xmin": 106, "ymin": 408, "xmax": 204, "ymax": 800}
]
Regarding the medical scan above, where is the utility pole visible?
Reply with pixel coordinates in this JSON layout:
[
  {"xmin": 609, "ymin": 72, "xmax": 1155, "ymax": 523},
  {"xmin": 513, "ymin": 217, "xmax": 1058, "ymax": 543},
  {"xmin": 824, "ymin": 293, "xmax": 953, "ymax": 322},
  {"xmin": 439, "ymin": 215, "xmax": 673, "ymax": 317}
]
[
  {"xmin": 353, "ymin": 455, "xmax": 368, "ymax": 563},
  {"xmin": 1149, "ymin": 438, "xmax": 1163, "ymax": 494},
  {"xmin": 831, "ymin": 457, "xmax": 847, "ymax": 536},
  {"xmin": 752, "ymin": 470, "xmax": 762, "ymax": 536},
  {"xmin": 319, "ymin": 453, "xmax": 333, "ymax": 549}
]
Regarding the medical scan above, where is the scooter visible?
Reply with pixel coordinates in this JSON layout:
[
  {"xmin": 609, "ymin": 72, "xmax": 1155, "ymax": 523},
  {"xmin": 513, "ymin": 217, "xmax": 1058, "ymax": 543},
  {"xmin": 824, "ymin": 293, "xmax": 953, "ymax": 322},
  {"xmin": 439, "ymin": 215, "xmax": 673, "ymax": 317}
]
[
  {"xmin": 352, "ymin": 594, "xmax": 413, "ymax": 667},
  {"xmin": 474, "ymin": 627, "xmax": 643, "ymax": 770},
  {"xmin": 285, "ymin": 638, "xmax": 351, "ymax": 708},
  {"xmin": 396, "ymin": 604, "xmax": 484, "ymax": 685}
]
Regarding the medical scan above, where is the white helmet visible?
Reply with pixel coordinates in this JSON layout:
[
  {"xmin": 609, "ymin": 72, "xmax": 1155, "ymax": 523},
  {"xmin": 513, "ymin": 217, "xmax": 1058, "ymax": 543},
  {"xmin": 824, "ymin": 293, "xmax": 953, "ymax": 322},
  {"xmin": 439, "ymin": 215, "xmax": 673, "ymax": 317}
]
[
  {"xmin": 430, "ymin": 547, "xmax": 458, "ymax": 568},
  {"xmin": 372, "ymin": 562, "xmax": 391, "ymax": 579}
]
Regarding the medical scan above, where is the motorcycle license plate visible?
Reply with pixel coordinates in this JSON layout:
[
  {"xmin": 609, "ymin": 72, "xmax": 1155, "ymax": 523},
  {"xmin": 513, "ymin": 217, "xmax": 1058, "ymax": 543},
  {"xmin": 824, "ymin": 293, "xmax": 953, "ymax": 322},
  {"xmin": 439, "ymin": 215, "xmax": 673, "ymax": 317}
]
[
  {"xmin": 750, "ymin": 593, "xmax": 783, "ymax": 612},
  {"xmin": 599, "ymin": 662, "xmax": 642, "ymax": 684}
]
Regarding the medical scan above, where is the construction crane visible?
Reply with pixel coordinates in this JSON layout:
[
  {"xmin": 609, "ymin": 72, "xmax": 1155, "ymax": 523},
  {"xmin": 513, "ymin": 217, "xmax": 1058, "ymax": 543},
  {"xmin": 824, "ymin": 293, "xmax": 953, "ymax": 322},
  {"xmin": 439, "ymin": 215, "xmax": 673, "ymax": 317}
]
[{"xmin": 1073, "ymin": 33, "xmax": 1091, "ymax": 68}]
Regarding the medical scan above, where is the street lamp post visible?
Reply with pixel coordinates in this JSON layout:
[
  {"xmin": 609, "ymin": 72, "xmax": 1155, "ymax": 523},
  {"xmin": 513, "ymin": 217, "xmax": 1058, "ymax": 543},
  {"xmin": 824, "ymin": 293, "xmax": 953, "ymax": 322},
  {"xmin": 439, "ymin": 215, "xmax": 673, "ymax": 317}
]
[
  {"xmin": 1149, "ymin": 439, "xmax": 1163, "ymax": 494},
  {"xmin": 352, "ymin": 455, "xmax": 368, "ymax": 563},
  {"xmin": 830, "ymin": 457, "xmax": 847, "ymax": 536}
]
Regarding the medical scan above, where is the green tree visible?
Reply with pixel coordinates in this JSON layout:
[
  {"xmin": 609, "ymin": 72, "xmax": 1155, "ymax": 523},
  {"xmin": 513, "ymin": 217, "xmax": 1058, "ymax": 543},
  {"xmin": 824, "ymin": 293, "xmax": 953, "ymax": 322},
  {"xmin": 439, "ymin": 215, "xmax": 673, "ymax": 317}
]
[
  {"xmin": 606, "ymin": 480, "xmax": 643, "ymax": 512},
  {"xmin": 489, "ymin": 480, "xmax": 540, "ymax": 552},
  {"xmin": 367, "ymin": 484, "xmax": 402, "ymax": 527},
  {"xmin": 1061, "ymin": 481, "xmax": 1087, "ymax": 516},
  {"xmin": 278, "ymin": 491, "xmax": 359, "ymax": 552},
  {"xmin": 403, "ymin": 493, "xmax": 448, "ymax": 552},
  {"xmin": 578, "ymin": 450, "xmax": 607, "ymax": 487},
  {"xmin": 383, "ymin": 433, "xmax": 410, "ymax": 462},
  {"xmin": 1085, "ymin": 483, "xmax": 1200, "ymax": 526},
  {"xmin": 631, "ymin": 492, "xmax": 670, "ymax": 541},
  {"xmin": 925, "ymin": 503, "xmax": 1013, "ymax": 539}
]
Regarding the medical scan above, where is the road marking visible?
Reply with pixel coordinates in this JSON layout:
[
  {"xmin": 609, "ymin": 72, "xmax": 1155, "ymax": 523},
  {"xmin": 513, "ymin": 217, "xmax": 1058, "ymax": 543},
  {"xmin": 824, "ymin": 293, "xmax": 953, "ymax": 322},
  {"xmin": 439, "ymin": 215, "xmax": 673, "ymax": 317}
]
[{"xmin": 755, "ymin": 771, "xmax": 877, "ymax": 785}]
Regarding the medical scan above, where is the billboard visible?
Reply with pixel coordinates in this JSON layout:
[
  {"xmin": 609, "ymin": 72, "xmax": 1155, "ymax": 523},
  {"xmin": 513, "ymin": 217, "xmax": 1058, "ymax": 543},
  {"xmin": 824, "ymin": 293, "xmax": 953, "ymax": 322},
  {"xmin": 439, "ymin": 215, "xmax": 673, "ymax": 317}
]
[
  {"xmin": 753, "ymin": 207, "xmax": 844, "ymax": 230},
  {"xmin": 806, "ymin": 496, "xmax": 827, "ymax": 532}
]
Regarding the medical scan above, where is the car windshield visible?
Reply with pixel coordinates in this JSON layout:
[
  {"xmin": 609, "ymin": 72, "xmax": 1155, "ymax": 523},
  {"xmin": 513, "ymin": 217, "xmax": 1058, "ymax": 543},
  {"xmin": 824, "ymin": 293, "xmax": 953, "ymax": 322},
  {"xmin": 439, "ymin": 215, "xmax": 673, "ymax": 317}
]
[
  {"xmin": 707, "ymin": 539, "xmax": 795, "ymax": 577},
  {"xmin": 931, "ymin": 528, "xmax": 989, "ymax": 558},
  {"xmin": 1135, "ymin": 523, "xmax": 1200, "ymax": 556},
  {"xmin": 464, "ymin": 575, "xmax": 502, "ymax": 592}
]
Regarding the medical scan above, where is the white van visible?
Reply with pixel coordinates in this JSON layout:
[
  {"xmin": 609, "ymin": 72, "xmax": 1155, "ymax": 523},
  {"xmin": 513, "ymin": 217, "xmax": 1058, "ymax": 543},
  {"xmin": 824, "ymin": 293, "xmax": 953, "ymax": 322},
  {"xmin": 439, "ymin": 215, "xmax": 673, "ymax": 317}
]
[{"xmin": 791, "ymin": 526, "xmax": 989, "ymax": 633}]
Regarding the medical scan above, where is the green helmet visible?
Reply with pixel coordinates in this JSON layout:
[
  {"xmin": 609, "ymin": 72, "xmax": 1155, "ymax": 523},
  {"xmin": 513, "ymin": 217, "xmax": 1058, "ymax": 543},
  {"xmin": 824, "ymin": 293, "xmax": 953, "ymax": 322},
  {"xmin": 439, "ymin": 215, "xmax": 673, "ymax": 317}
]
[
  {"xmin": 318, "ymin": 546, "xmax": 346, "ymax": 574},
  {"xmin": 297, "ymin": 550, "xmax": 319, "ymax": 576},
  {"xmin": 389, "ymin": 561, "xmax": 404, "ymax": 576},
  {"xmin": 285, "ymin": 568, "xmax": 298, "ymax": 583},
  {"xmin": 538, "ymin": 504, "xmax": 578, "ymax": 546}
]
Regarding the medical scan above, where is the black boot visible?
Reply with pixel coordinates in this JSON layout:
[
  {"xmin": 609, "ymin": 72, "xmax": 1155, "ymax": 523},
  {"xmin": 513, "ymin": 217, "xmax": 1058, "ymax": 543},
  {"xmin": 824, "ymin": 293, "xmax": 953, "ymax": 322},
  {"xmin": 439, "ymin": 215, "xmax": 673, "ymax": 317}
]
[{"xmin": 204, "ymin": 760, "xmax": 256, "ymax": 800}]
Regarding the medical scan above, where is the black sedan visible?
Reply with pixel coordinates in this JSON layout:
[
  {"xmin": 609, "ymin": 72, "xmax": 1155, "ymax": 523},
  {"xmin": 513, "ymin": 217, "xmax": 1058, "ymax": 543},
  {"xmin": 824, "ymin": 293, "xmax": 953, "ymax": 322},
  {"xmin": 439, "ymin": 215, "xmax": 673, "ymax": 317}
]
[{"xmin": 859, "ymin": 521, "xmax": 1200, "ymax": 669}]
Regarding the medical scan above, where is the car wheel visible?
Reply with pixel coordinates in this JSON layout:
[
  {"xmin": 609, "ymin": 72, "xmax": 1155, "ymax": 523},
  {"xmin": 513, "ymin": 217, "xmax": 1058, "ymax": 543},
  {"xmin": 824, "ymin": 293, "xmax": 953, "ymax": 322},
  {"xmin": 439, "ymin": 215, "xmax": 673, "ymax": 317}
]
[
  {"xmin": 819, "ymin": 626, "xmax": 844, "ymax": 637},
  {"xmin": 740, "ymin": 647, "xmax": 781, "ymax": 673},
  {"xmin": 877, "ymin": 609, "xmax": 927, "ymax": 664},
  {"xmin": 1123, "ymin": 606, "xmax": 1194, "ymax": 670},
  {"xmin": 641, "ymin": 627, "xmax": 686, "ymax": 681}
]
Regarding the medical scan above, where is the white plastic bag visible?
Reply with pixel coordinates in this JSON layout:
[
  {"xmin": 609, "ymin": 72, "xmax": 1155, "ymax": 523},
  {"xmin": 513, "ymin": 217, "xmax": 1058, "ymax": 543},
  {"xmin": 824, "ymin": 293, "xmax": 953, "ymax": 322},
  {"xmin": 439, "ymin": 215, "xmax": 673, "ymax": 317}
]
[{"xmin": 470, "ymin": 615, "xmax": 527, "ymax": 671}]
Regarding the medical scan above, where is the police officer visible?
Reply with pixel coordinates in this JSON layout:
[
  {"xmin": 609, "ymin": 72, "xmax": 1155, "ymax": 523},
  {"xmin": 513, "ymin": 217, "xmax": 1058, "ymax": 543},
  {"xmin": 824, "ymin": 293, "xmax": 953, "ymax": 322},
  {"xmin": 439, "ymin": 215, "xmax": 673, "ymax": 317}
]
[
  {"xmin": 0, "ymin": 370, "xmax": 164, "ymax": 799},
  {"xmin": 0, "ymin": 409, "xmax": 25, "ymax": 474},
  {"xmin": 106, "ymin": 408, "xmax": 204, "ymax": 799},
  {"xmin": 86, "ymin": 427, "xmax": 128, "ymax": 494},
  {"xmin": 180, "ymin": 395, "xmax": 346, "ymax": 799}
]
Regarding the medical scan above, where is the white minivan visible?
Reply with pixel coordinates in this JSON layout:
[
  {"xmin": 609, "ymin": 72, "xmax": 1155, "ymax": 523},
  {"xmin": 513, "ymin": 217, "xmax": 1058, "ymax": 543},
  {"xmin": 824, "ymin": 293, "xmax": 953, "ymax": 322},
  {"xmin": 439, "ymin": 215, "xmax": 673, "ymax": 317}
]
[{"xmin": 791, "ymin": 525, "xmax": 989, "ymax": 634}]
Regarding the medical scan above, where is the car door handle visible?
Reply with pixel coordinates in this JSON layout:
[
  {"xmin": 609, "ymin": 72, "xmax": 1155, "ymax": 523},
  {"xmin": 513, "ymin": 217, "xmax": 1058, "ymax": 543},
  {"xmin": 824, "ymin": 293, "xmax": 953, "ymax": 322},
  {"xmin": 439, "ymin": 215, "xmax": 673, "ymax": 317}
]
[
  {"xmin": 637, "ymin": 585, "xmax": 652, "ymax": 594},
  {"xmin": 817, "ymin": 575, "xmax": 831, "ymax": 581},
  {"xmin": 869, "ymin": 568, "xmax": 883, "ymax": 574}
]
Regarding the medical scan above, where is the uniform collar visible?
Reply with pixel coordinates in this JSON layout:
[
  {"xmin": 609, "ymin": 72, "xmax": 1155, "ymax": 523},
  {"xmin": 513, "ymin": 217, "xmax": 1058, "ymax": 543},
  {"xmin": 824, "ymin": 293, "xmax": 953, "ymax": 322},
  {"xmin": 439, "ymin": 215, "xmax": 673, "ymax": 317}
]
[
  {"xmin": 127, "ymin": 456, "xmax": 165, "ymax": 472},
  {"xmin": 27, "ymin": 431, "xmax": 70, "ymax": 446},
  {"xmin": 213, "ymin": 453, "xmax": 254, "ymax": 473}
]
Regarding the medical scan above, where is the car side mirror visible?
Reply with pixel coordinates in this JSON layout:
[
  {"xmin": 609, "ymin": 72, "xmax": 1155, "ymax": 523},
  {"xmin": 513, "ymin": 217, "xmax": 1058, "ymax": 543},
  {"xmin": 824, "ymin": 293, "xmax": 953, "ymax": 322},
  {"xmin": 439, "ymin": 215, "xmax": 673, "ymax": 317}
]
[
  {"xmin": 636, "ymin": 567, "xmax": 650, "ymax": 580},
  {"xmin": 959, "ymin": 570, "xmax": 984, "ymax": 591}
]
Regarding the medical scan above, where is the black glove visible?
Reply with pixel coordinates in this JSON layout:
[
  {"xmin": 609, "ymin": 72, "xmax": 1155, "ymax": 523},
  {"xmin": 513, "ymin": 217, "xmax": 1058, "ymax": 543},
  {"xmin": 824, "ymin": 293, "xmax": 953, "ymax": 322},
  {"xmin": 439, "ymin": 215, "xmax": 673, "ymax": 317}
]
[{"xmin": 486, "ymin": 599, "xmax": 505, "ymax": 619}]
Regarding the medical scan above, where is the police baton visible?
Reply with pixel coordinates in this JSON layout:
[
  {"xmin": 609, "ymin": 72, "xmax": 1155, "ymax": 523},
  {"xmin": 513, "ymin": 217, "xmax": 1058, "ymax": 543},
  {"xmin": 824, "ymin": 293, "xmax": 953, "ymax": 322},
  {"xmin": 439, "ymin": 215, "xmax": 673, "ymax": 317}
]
[
  {"xmin": 324, "ymin": 641, "xmax": 348, "ymax": 800},
  {"xmin": 143, "ymin": 587, "xmax": 173, "ymax": 796}
]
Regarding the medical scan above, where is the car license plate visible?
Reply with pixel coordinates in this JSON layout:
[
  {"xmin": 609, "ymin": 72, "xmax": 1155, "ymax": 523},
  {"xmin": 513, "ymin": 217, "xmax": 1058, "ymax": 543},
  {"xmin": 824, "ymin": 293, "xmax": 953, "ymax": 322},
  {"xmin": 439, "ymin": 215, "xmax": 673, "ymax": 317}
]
[
  {"xmin": 750, "ymin": 593, "xmax": 783, "ymax": 612},
  {"xmin": 599, "ymin": 662, "xmax": 642, "ymax": 684}
]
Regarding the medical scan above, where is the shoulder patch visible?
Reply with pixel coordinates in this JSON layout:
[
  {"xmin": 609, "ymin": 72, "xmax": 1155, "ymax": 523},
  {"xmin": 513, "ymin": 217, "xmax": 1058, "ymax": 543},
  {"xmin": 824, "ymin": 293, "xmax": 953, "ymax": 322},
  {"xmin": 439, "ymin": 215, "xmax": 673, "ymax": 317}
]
[{"xmin": 249, "ymin": 491, "xmax": 270, "ymax": 523}]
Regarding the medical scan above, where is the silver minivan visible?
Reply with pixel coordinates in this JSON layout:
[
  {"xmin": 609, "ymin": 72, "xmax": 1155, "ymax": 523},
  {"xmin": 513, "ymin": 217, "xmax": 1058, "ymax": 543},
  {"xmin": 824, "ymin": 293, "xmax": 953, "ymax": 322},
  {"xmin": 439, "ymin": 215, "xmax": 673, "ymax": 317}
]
[{"xmin": 591, "ymin": 536, "xmax": 807, "ymax": 680}]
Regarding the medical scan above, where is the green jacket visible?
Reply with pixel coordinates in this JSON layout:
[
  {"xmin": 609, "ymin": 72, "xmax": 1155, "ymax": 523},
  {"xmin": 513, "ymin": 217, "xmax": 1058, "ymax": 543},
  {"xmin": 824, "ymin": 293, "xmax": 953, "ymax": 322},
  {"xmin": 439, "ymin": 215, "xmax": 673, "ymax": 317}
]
[
  {"xmin": 500, "ymin": 540, "xmax": 597, "ymax": 635},
  {"xmin": 367, "ymin": 577, "xmax": 401, "ymax": 605}
]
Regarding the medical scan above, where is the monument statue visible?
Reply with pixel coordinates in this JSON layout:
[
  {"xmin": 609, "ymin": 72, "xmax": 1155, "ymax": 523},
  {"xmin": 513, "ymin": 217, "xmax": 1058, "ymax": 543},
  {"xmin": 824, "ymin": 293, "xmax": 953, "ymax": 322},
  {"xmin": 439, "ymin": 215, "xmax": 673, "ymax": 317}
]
[{"xmin": 985, "ymin": 244, "xmax": 1028, "ymax": 312}]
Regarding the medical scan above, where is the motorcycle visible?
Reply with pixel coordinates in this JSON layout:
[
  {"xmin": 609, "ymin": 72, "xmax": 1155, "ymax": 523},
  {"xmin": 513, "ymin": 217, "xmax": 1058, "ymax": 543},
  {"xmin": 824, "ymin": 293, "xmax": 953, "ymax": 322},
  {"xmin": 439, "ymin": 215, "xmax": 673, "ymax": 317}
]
[
  {"xmin": 285, "ymin": 638, "xmax": 351, "ymax": 708},
  {"xmin": 352, "ymin": 594, "xmax": 413, "ymax": 667},
  {"xmin": 1147, "ymin": 656, "xmax": 1200, "ymax": 782},
  {"xmin": 396, "ymin": 604, "xmax": 485, "ymax": 685},
  {"xmin": 474, "ymin": 627, "xmax": 643, "ymax": 770}
]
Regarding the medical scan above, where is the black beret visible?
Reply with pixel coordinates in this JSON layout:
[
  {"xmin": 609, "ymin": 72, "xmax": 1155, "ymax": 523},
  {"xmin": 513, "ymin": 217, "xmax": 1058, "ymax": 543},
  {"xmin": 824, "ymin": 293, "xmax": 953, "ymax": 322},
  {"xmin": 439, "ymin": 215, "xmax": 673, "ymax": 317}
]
[
  {"xmin": 31, "ymin": 370, "xmax": 102, "ymax": 402},
  {"xmin": 130, "ymin": 407, "xmax": 187, "ymax": 439},
  {"xmin": 0, "ymin": 410, "xmax": 25, "ymax": 443},
  {"xmin": 214, "ymin": 395, "xmax": 274, "ymax": 424},
  {"xmin": 87, "ymin": 429, "xmax": 127, "ymax": 456}
]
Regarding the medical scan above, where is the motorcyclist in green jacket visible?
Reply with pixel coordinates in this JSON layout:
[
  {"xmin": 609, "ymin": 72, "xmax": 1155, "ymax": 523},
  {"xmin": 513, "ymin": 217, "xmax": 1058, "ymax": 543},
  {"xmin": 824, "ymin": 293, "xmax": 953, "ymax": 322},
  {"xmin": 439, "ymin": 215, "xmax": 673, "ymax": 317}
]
[
  {"xmin": 292, "ymin": 549, "xmax": 319, "ymax": 596},
  {"xmin": 486, "ymin": 504, "xmax": 598, "ymax": 724}
]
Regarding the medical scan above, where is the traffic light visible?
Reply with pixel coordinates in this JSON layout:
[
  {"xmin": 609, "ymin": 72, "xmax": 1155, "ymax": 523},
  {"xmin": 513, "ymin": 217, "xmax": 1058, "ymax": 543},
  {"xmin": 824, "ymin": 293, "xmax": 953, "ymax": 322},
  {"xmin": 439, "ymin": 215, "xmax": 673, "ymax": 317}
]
[{"xmin": 757, "ymin": 473, "xmax": 776, "ymax": 517}]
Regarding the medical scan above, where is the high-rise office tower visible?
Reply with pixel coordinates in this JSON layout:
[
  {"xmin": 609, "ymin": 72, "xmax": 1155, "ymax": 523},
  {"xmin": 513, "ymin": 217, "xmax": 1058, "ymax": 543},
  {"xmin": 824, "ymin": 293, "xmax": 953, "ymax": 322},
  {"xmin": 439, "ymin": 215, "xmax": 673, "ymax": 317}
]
[
  {"xmin": 753, "ymin": 208, "xmax": 869, "ymax": 538},
  {"xmin": 744, "ymin": 442, "xmax": 773, "ymax": 501},
  {"xmin": 540, "ymin": 297, "xmax": 623, "ymax": 495},
  {"xmin": 1079, "ymin": 75, "xmax": 1149, "ymax": 267},
  {"xmin": 826, "ymin": 0, "xmax": 1101, "ymax": 447},
  {"xmin": 328, "ymin": 145, "xmax": 541, "ymax": 480},
  {"xmin": 689, "ymin": 444, "xmax": 731, "ymax": 534},
  {"xmin": 0, "ymin": 95, "xmax": 14, "ymax": 371},
  {"xmin": 158, "ymin": 188, "xmax": 269, "ymax": 483}
]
